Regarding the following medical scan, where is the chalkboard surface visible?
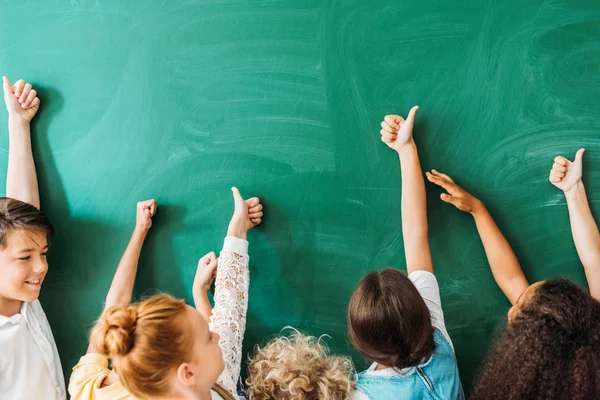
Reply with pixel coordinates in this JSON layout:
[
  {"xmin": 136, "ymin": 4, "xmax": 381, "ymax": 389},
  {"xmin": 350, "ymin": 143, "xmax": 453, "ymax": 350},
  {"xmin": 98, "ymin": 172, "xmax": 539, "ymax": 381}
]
[{"xmin": 1, "ymin": 0, "xmax": 599, "ymax": 394}]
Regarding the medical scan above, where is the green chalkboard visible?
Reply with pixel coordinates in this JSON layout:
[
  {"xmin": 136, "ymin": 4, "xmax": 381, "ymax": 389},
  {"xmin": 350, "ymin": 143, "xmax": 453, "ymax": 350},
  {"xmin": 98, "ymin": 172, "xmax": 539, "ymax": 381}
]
[{"xmin": 1, "ymin": 0, "xmax": 599, "ymax": 395}]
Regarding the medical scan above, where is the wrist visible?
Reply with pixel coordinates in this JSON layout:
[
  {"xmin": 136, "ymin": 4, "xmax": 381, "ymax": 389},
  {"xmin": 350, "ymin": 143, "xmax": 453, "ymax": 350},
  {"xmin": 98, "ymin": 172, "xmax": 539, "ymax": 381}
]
[
  {"xmin": 396, "ymin": 140, "xmax": 417, "ymax": 158},
  {"xmin": 8, "ymin": 114, "xmax": 29, "ymax": 126},
  {"xmin": 470, "ymin": 199, "xmax": 486, "ymax": 216},
  {"xmin": 133, "ymin": 226, "xmax": 150, "ymax": 237},
  {"xmin": 227, "ymin": 219, "xmax": 248, "ymax": 240},
  {"xmin": 565, "ymin": 181, "xmax": 584, "ymax": 200},
  {"xmin": 193, "ymin": 287, "xmax": 211, "ymax": 302}
]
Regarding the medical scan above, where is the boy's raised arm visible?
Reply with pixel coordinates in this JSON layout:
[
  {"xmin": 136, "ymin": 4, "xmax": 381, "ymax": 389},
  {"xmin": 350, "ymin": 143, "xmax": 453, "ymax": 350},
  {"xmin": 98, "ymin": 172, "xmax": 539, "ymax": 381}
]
[{"xmin": 3, "ymin": 76, "xmax": 41, "ymax": 209}]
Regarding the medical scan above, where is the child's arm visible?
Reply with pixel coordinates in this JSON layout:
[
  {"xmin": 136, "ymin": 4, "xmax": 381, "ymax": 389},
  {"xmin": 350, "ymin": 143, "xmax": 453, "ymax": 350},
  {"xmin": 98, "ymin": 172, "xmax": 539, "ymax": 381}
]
[
  {"xmin": 193, "ymin": 251, "xmax": 218, "ymax": 322},
  {"xmin": 3, "ymin": 77, "xmax": 41, "ymax": 208},
  {"xmin": 207, "ymin": 187, "xmax": 262, "ymax": 395},
  {"xmin": 380, "ymin": 106, "xmax": 434, "ymax": 274},
  {"xmin": 550, "ymin": 149, "xmax": 600, "ymax": 299},
  {"xmin": 86, "ymin": 199, "xmax": 157, "ymax": 353},
  {"xmin": 427, "ymin": 171, "xmax": 529, "ymax": 305}
]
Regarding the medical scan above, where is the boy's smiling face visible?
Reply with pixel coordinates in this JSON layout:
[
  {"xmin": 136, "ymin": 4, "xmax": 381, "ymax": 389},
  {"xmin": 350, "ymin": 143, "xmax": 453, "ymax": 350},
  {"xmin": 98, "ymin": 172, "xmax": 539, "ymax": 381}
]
[{"xmin": 0, "ymin": 229, "xmax": 49, "ymax": 308}]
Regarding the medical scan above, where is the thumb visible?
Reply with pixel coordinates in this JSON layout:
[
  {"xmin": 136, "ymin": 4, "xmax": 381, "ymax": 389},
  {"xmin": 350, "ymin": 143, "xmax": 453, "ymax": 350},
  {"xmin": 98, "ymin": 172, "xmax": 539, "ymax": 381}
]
[
  {"xmin": 2, "ymin": 76, "xmax": 11, "ymax": 96},
  {"xmin": 404, "ymin": 105, "xmax": 419, "ymax": 128},
  {"xmin": 231, "ymin": 187, "xmax": 245, "ymax": 209},
  {"xmin": 575, "ymin": 148, "xmax": 585, "ymax": 165}
]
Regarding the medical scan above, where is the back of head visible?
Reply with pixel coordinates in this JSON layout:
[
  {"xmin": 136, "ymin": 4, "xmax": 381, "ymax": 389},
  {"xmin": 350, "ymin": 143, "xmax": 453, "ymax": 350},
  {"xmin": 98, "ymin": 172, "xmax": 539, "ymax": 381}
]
[
  {"xmin": 347, "ymin": 269, "xmax": 434, "ymax": 369},
  {"xmin": 246, "ymin": 328, "xmax": 355, "ymax": 400},
  {"xmin": 90, "ymin": 294, "xmax": 193, "ymax": 398},
  {"xmin": 0, "ymin": 197, "xmax": 54, "ymax": 248},
  {"xmin": 472, "ymin": 278, "xmax": 600, "ymax": 400}
]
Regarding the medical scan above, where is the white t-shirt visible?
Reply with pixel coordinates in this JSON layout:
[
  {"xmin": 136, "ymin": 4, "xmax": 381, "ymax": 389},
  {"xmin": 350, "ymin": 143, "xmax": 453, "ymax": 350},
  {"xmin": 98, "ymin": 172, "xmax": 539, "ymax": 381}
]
[
  {"xmin": 352, "ymin": 271, "xmax": 453, "ymax": 400},
  {"xmin": 0, "ymin": 300, "xmax": 66, "ymax": 400}
]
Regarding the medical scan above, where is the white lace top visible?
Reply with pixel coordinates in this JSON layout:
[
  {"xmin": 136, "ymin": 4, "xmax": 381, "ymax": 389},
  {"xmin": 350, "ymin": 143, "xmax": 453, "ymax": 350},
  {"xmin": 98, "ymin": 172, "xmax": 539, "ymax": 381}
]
[{"xmin": 209, "ymin": 237, "xmax": 250, "ymax": 397}]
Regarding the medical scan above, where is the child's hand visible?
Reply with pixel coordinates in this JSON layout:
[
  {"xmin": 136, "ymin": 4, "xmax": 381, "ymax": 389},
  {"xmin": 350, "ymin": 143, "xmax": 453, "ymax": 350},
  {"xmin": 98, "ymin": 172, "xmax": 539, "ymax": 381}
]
[
  {"xmin": 136, "ymin": 199, "xmax": 157, "ymax": 232},
  {"xmin": 3, "ymin": 77, "xmax": 40, "ymax": 122},
  {"xmin": 426, "ymin": 170, "xmax": 482, "ymax": 213},
  {"xmin": 193, "ymin": 252, "xmax": 218, "ymax": 293},
  {"xmin": 549, "ymin": 149, "xmax": 585, "ymax": 193},
  {"xmin": 380, "ymin": 106, "xmax": 419, "ymax": 154},
  {"xmin": 227, "ymin": 187, "xmax": 263, "ymax": 239}
]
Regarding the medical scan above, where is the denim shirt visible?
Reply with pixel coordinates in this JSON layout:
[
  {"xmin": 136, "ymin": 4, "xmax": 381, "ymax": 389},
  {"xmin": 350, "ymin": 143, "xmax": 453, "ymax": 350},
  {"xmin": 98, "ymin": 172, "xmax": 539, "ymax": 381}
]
[{"xmin": 354, "ymin": 329, "xmax": 464, "ymax": 400}]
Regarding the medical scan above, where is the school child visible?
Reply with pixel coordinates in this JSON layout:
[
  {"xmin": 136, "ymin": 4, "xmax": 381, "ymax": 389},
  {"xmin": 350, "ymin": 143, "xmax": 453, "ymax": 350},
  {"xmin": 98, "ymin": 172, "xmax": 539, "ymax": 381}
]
[
  {"xmin": 348, "ymin": 107, "xmax": 464, "ymax": 400},
  {"xmin": 245, "ymin": 328, "xmax": 355, "ymax": 399},
  {"xmin": 0, "ymin": 77, "xmax": 66, "ymax": 399},
  {"xmin": 427, "ymin": 149, "xmax": 600, "ymax": 399},
  {"xmin": 68, "ymin": 188, "xmax": 263, "ymax": 400}
]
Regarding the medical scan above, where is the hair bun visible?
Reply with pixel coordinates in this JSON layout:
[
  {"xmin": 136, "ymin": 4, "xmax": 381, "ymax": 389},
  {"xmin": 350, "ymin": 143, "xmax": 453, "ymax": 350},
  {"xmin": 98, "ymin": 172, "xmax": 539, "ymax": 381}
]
[{"xmin": 91, "ymin": 306, "xmax": 138, "ymax": 358}]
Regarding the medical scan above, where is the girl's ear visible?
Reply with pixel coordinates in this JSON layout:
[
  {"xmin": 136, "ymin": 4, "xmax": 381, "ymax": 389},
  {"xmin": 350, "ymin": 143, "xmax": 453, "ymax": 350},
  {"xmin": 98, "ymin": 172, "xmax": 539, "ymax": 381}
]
[{"xmin": 176, "ymin": 362, "xmax": 195, "ymax": 386}]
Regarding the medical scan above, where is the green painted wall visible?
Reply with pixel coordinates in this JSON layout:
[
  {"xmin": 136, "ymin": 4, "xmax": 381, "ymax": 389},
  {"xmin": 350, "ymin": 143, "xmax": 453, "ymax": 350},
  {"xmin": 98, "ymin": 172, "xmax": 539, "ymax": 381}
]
[{"xmin": 1, "ymin": 0, "xmax": 599, "ymax": 394}]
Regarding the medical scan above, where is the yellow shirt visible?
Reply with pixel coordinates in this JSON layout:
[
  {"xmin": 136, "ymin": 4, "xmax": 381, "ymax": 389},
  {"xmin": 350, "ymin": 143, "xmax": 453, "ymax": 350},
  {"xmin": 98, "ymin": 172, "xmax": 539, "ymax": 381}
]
[
  {"xmin": 68, "ymin": 353, "xmax": 136, "ymax": 400},
  {"xmin": 68, "ymin": 353, "xmax": 227, "ymax": 400}
]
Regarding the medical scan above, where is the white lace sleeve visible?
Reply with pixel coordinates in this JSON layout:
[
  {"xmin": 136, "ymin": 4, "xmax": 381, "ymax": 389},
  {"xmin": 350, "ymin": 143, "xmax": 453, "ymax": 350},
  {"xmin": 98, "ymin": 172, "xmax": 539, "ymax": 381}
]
[{"xmin": 209, "ymin": 236, "xmax": 250, "ymax": 396}]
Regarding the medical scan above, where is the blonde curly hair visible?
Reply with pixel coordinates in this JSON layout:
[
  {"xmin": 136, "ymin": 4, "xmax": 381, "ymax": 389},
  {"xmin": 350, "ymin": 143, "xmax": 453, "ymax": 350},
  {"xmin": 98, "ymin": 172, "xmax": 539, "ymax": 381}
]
[{"xmin": 246, "ymin": 328, "xmax": 355, "ymax": 400}]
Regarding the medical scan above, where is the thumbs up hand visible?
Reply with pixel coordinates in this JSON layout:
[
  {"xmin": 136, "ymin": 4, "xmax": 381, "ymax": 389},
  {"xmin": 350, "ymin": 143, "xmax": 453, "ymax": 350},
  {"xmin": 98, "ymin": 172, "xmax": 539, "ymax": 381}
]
[
  {"xmin": 550, "ymin": 149, "xmax": 586, "ymax": 193},
  {"xmin": 380, "ymin": 106, "xmax": 419, "ymax": 154},
  {"xmin": 227, "ymin": 187, "xmax": 263, "ymax": 239},
  {"xmin": 3, "ymin": 77, "xmax": 40, "ymax": 122}
]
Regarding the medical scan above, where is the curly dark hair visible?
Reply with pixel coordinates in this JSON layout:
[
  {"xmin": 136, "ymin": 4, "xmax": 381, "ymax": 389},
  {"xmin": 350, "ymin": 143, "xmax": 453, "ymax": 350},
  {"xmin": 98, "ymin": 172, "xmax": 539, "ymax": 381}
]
[{"xmin": 471, "ymin": 278, "xmax": 600, "ymax": 400}]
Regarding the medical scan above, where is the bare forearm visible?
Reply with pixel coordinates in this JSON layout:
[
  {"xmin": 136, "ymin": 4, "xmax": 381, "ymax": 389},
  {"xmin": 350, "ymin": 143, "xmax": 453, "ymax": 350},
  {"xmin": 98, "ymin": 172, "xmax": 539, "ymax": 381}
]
[
  {"xmin": 565, "ymin": 182, "xmax": 600, "ymax": 298},
  {"xmin": 105, "ymin": 228, "xmax": 148, "ymax": 309},
  {"xmin": 194, "ymin": 290, "xmax": 213, "ymax": 322},
  {"xmin": 7, "ymin": 117, "xmax": 39, "ymax": 208},
  {"xmin": 472, "ymin": 203, "xmax": 528, "ymax": 304},
  {"xmin": 399, "ymin": 142, "xmax": 433, "ymax": 274}
]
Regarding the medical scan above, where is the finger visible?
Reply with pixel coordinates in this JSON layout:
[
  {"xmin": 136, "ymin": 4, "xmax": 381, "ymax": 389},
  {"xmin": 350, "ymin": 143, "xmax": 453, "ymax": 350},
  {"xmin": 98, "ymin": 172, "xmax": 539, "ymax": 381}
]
[
  {"xmin": 200, "ymin": 251, "xmax": 216, "ymax": 265},
  {"xmin": 554, "ymin": 156, "xmax": 568, "ymax": 166},
  {"xmin": 381, "ymin": 131, "xmax": 396, "ymax": 141},
  {"xmin": 380, "ymin": 128, "xmax": 396, "ymax": 138},
  {"xmin": 554, "ymin": 171, "xmax": 565, "ymax": 179},
  {"xmin": 13, "ymin": 79, "xmax": 25, "ymax": 97},
  {"xmin": 381, "ymin": 120, "xmax": 396, "ymax": 134},
  {"xmin": 426, "ymin": 172, "xmax": 453, "ymax": 191},
  {"xmin": 381, "ymin": 135, "xmax": 393, "ymax": 144},
  {"xmin": 30, "ymin": 97, "xmax": 40, "ymax": 109},
  {"xmin": 2, "ymin": 76, "xmax": 11, "ymax": 96},
  {"xmin": 251, "ymin": 218, "xmax": 262, "ymax": 225},
  {"xmin": 574, "ymin": 148, "xmax": 585, "ymax": 165},
  {"xmin": 249, "ymin": 203, "xmax": 263, "ymax": 213},
  {"xmin": 207, "ymin": 256, "xmax": 218, "ymax": 267},
  {"xmin": 23, "ymin": 89, "xmax": 37, "ymax": 109},
  {"xmin": 249, "ymin": 211, "xmax": 263, "ymax": 219},
  {"xmin": 383, "ymin": 115, "xmax": 400, "ymax": 130},
  {"xmin": 551, "ymin": 163, "xmax": 567, "ymax": 173},
  {"xmin": 549, "ymin": 170, "xmax": 561, "ymax": 183},
  {"xmin": 18, "ymin": 83, "xmax": 32, "ymax": 104},
  {"xmin": 431, "ymin": 169, "xmax": 454, "ymax": 183},
  {"xmin": 245, "ymin": 197, "xmax": 260, "ymax": 208}
]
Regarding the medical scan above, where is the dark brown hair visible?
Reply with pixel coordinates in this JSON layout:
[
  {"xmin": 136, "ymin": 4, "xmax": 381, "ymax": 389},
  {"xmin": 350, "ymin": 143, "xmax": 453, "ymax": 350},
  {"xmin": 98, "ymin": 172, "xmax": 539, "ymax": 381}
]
[
  {"xmin": 471, "ymin": 278, "xmax": 600, "ymax": 400},
  {"xmin": 0, "ymin": 197, "xmax": 54, "ymax": 248},
  {"xmin": 347, "ymin": 268, "xmax": 435, "ymax": 369}
]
